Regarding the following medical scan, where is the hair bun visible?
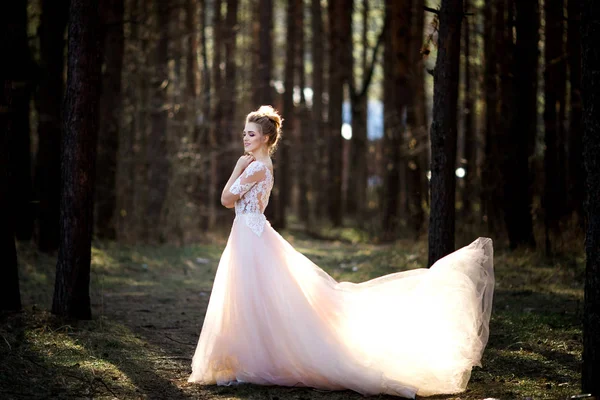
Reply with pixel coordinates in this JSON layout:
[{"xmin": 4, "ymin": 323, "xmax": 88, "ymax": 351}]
[{"xmin": 257, "ymin": 105, "xmax": 282, "ymax": 130}]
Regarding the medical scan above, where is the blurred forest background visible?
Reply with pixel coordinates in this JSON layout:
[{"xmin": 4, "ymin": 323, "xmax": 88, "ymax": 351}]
[{"xmin": 4, "ymin": 0, "xmax": 588, "ymax": 252}]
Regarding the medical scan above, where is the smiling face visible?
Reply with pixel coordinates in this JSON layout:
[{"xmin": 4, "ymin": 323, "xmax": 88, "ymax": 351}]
[{"xmin": 243, "ymin": 122, "xmax": 268, "ymax": 154}]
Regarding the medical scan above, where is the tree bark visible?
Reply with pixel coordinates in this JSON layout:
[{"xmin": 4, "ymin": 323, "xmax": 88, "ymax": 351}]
[
  {"xmin": 582, "ymin": 0, "xmax": 600, "ymax": 393},
  {"xmin": 406, "ymin": 0, "xmax": 426, "ymax": 237},
  {"xmin": 52, "ymin": 0, "xmax": 102, "ymax": 319},
  {"xmin": 506, "ymin": 0, "xmax": 537, "ymax": 249},
  {"xmin": 35, "ymin": 0, "xmax": 69, "ymax": 252},
  {"xmin": 462, "ymin": 0, "xmax": 476, "ymax": 217},
  {"xmin": 208, "ymin": 0, "xmax": 223, "ymax": 231},
  {"xmin": 427, "ymin": 0, "xmax": 462, "ymax": 266},
  {"xmin": 382, "ymin": 0, "xmax": 411, "ymax": 241},
  {"xmin": 96, "ymin": 0, "xmax": 124, "ymax": 240},
  {"xmin": 0, "ymin": 27, "xmax": 22, "ymax": 311},
  {"xmin": 310, "ymin": 0, "xmax": 324, "ymax": 229},
  {"xmin": 543, "ymin": 0, "xmax": 567, "ymax": 254},
  {"xmin": 327, "ymin": 0, "xmax": 351, "ymax": 227},
  {"xmin": 568, "ymin": 0, "xmax": 584, "ymax": 223},
  {"xmin": 275, "ymin": 0, "xmax": 297, "ymax": 229},
  {"xmin": 3, "ymin": 0, "xmax": 35, "ymax": 242},
  {"xmin": 253, "ymin": 0, "xmax": 273, "ymax": 106},
  {"xmin": 144, "ymin": 0, "xmax": 171, "ymax": 243},
  {"xmin": 481, "ymin": 0, "xmax": 502, "ymax": 233}
]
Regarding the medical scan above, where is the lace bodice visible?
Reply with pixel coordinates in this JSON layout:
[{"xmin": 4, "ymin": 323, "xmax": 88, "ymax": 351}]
[{"xmin": 229, "ymin": 161, "xmax": 274, "ymax": 236}]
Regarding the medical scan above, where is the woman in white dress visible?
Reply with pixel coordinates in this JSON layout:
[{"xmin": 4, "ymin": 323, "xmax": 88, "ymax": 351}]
[{"xmin": 188, "ymin": 106, "xmax": 495, "ymax": 398}]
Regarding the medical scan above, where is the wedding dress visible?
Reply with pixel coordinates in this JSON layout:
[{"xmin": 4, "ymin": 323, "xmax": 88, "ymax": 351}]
[{"xmin": 188, "ymin": 160, "xmax": 495, "ymax": 398}]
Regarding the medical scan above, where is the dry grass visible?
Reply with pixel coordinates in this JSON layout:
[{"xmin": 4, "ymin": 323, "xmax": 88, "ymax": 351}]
[{"xmin": 0, "ymin": 229, "xmax": 585, "ymax": 399}]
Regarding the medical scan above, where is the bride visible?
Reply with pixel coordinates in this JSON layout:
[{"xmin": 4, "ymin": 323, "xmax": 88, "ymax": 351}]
[{"xmin": 188, "ymin": 106, "xmax": 495, "ymax": 398}]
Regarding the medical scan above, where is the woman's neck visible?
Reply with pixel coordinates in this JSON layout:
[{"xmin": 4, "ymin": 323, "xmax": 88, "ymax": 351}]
[{"xmin": 250, "ymin": 148, "xmax": 270, "ymax": 163}]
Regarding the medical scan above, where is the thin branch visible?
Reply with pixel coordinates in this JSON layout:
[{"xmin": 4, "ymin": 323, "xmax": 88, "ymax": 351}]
[{"xmin": 424, "ymin": 6, "xmax": 439, "ymax": 14}]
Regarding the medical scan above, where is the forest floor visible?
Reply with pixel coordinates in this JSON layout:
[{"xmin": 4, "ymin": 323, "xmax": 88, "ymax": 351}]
[{"xmin": 0, "ymin": 226, "xmax": 585, "ymax": 400}]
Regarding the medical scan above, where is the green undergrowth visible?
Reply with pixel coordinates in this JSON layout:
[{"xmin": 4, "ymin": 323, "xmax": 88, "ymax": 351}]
[{"xmin": 0, "ymin": 231, "xmax": 585, "ymax": 399}]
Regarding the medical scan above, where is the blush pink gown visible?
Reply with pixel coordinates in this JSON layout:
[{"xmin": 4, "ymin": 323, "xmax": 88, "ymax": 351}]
[{"xmin": 188, "ymin": 160, "xmax": 495, "ymax": 398}]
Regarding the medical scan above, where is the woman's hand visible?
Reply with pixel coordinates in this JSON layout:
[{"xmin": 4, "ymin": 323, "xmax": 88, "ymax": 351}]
[{"xmin": 235, "ymin": 154, "xmax": 255, "ymax": 172}]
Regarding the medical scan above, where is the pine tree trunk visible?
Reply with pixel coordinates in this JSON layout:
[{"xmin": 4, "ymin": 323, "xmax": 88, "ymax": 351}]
[
  {"xmin": 382, "ymin": 0, "xmax": 411, "ymax": 241},
  {"xmin": 144, "ymin": 0, "xmax": 170, "ymax": 243},
  {"xmin": 382, "ymin": 3, "xmax": 397, "ymax": 240},
  {"xmin": 52, "ymin": 0, "xmax": 102, "ymax": 319},
  {"xmin": 295, "ymin": 0, "xmax": 311, "ymax": 223},
  {"xmin": 275, "ymin": 0, "xmax": 297, "ymax": 229},
  {"xmin": 208, "ymin": 0, "xmax": 223, "ymax": 231},
  {"xmin": 581, "ymin": 0, "xmax": 600, "ymax": 392},
  {"xmin": 462, "ymin": 0, "xmax": 475, "ymax": 217},
  {"xmin": 347, "ymin": 0, "xmax": 368, "ymax": 218},
  {"xmin": 326, "ymin": 0, "xmax": 350, "ymax": 227},
  {"xmin": 499, "ymin": 0, "xmax": 517, "ymax": 245},
  {"xmin": 506, "ymin": 0, "xmax": 537, "ymax": 249},
  {"xmin": 1, "ymin": 30, "xmax": 22, "ymax": 311},
  {"xmin": 35, "ymin": 0, "xmax": 69, "ymax": 252},
  {"xmin": 427, "ymin": 0, "xmax": 462, "ymax": 266},
  {"xmin": 310, "ymin": 0, "xmax": 324, "ymax": 229},
  {"xmin": 214, "ymin": 0, "xmax": 239, "ymax": 229},
  {"xmin": 253, "ymin": 0, "xmax": 273, "ymax": 106},
  {"xmin": 568, "ymin": 0, "xmax": 584, "ymax": 223},
  {"xmin": 4, "ymin": 1, "xmax": 35, "ymax": 242},
  {"xmin": 543, "ymin": 0, "xmax": 567, "ymax": 254},
  {"xmin": 406, "ymin": 0, "xmax": 426, "ymax": 237},
  {"xmin": 481, "ymin": 0, "xmax": 501, "ymax": 233},
  {"xmin": 96, "ymin": 0, "xmax": 124, "ymax": 240}
]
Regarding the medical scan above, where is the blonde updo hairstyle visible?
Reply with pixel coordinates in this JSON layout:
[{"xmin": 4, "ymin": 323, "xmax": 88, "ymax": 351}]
[{"xmin": 246, "ymin": 105, "xmax": 283, "ymax": 155}]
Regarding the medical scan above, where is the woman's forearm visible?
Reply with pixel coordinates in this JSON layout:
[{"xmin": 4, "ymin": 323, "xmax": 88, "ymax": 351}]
[{"xmin": 221, "ymin": 166, "xmax": 244, "ymax": 208}]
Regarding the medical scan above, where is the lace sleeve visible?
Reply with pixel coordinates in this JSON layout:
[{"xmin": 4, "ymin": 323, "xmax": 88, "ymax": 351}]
[{"xmin": 229, "ymin": 161, "xmax": 267, "ymax": 198}]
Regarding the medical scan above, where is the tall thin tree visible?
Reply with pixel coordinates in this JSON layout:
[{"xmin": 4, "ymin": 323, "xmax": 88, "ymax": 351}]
[
  {"xmin": 35, "ymin": 0, "xmax": 69, "ymax": 252},
  {"xmin": 96, "ymin": 0, "xmax": 125, "ymax": 240},
  {"xmin": 0, "ymin": 78, "xmax": 21, "ymax": 312},
  {"xmin": 327, "ymin": 0, "xmax": 351, "ymax": 227},
  {"xmin": 52, "ymin": 0, "xmax": 102, "ymax": 319},
  {"xmin": 582, "ymin": 0, "xmax": 600, "ymax": 393},
  {"xmin": 1, "ymin": 3, "xmax": 24, "ymax": 310},
  {"xmin": 382, "ymin": 0, "xmax": 411, "ymax": 241},
  {"xmin": 144, "ymin": 0, "xmax": 171, "ymax": 242},
  {"xmin": 568, "ymin": 0, "xmax": 584, "ymax": 223},
  {"xmin": 427, "ymin": 0, "xmax": 463, "ymax": 266},
  {"xmin": 310, "ymin": 0, "xmax": 325, "ymax": 228},
  {"xmin": 543, "ymin": 0, "xmax": 567, "ymax": 254},
  {"xmin": 506, "ymin": 0, "xmax": 538, "ymax": 249}
]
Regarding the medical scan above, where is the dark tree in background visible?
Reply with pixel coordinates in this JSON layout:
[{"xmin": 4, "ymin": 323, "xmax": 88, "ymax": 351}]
[
  {"xmin": 1, "ymin": 2, "xmax": 24, "ymax": 310},
  {"xmin": 95, "ymin": 0, "xmax": 125, "ymax": 240},
  {"xmin": 253, "ymin": 0, "xmax": 274, "ymax": 106},
  {"xmin": 481, "ymin": 0, "xmax": 502, "ymax": 233},
  {"xmin": 543, "ymin": 0, "xmax": 567, "ymax": 254},
  {"xmin": 506, "ymin": 0, "xmax": 538, "ymax": 249},
  {"xmin": 428, "ymin": 0, "xmax": 463, "ymax": 266},
  {"xmin": 582, "ymin": 0, "xmax": 600, "ymax": 394},
  {"xmin": 461, "ymin": 0, "xmax": 475, "ymax": 216},
  {"xmin": 144, "ymin": 0, "xmax": 171, "ymax": 243},
  {"xmin": 52, "ymin": 0, "xmax": 102, "ymax": 319},
  {"xmin": 275, "ymin": 0, "xmax": 297, "ymax": 230},
  {"xmin": 5, "ymin": 0, "xmax": 35, "ymax": 243},
  {"xmin": 382, "ymin": 0, "xmax": 410, "ymax": 241},
  {"xmin": 0, "ymin": 78, "xmax": 21, "ymax": 312},
  {"xmin": 35, "ymin": 0, "xmax": 69, "ymax": 253},
  {"xmin": 568, "ymin": 0, "xmax": 584, "ymax": 224},
  {"xmin": 310, "ymin": 0, "xmax": 325, "ymax": 227},
  {"xmin": 327, "ymin": 0, "xmax": 351, "ymax": 227}
]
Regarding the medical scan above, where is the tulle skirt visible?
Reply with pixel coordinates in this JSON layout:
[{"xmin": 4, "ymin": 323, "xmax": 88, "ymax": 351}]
[{"xmin": 188, "ymin": 215, "xmax": 494, "ymax": 398}]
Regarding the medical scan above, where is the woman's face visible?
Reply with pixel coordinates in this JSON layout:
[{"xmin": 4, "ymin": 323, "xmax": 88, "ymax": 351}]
[{"xmin": 243, "ymin": 122, "xmax": 267, "ymax": 154}]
